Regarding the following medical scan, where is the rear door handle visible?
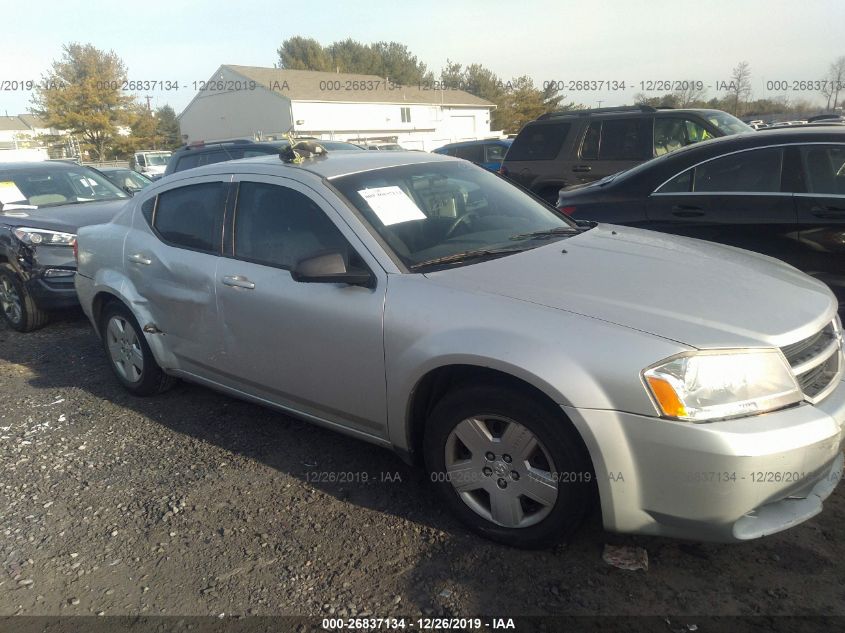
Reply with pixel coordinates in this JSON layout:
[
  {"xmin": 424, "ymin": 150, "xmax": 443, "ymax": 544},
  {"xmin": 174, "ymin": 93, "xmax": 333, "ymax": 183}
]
[
  {"xmin": 572, "ymin": 165, "xmax": 592, "ymax": 173},
  {"xmin": 811, "ymin": 205, "xmax": 845, "ymax": 219},
  {"xmin": 671, "ymin": 204, "xmax": 705, "ymax": 218},
  {"xmin": 128, "ymin": 253, "xmax": 152, "ymax": 265},
  {"xmin": 222, "ymin": 275, "xmax": 255, "ymax": 290}
]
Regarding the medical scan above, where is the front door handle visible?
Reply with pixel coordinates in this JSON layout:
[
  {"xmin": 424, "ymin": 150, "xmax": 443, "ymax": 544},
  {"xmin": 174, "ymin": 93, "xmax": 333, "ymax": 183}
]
[
  {"xmin": 222, "ymin": 275, "xmax": 255, "ymax": 290},
  {"xmin": 572, "ymin": 165, "xmax": 592, "ymax": 173},
  {"xmin": 671, "ymin": 204, "xmax": 705, "ymax": 218},
  {"xmin": 128, "ymin": 253, "xmax": 152, "ymax": 265}
]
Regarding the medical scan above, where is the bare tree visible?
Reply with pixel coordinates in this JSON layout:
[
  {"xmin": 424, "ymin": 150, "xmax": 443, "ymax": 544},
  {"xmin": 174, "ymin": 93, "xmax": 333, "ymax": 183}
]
[
  {"xmin": 829, "ymin": 56, "xmax": 845, "ymax": 110},
  {"xmin": 728, "ymin": 61, "xmax": 753, "ymax": 115},
  {"xmin": 674, "ymin": 82, "xmax": 708, "ymax": 107}
]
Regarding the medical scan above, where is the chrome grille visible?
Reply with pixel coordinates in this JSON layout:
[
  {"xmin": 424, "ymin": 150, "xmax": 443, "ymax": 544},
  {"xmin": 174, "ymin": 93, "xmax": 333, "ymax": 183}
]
[{"xmin": 780, "ymin": 320, "xmax": 843, "ymax": 403}]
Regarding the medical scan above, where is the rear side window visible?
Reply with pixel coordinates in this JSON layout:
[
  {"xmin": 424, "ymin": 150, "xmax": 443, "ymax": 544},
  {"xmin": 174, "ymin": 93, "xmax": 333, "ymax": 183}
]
[
  {"xmin": 454, "ymin": 145, "xmax": 484, "ymax": 162},
  {"xmin": 580, "ymin": 118, "xmax": 650, "ymax": 161},
  {"xmin": 485, "ymin": 144, "xmax": 508, "ymax": 162},
  {"xmin": 172, "ymin": 153, "xmax": 201, "ymax": 172},
  {"xmin": 801, "ymin": 146, "xmax": 845, "ymax": 195},
  {"xmin": 506, "ymin": 123, "xmax": 571, "ymax": 161},
  {"xmin": 693, "ymin": 148, "xmax": 783, "ymax": 192},
  {"xmin": 153, "ymin": 182, "xmax": 226, "ymax": 252}
]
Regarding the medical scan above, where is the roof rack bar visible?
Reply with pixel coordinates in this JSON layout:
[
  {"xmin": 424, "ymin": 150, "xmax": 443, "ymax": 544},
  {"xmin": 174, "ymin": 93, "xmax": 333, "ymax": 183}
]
[{"xmin": 537, "ymin": 105, "xmax": 657, "ymax": 119}]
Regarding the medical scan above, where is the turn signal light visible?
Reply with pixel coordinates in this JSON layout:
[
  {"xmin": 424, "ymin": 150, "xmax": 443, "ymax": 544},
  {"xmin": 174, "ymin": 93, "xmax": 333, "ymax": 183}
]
[{"xmin": 646, "ymin": 375, "xmax": 688, "ymax": 418}]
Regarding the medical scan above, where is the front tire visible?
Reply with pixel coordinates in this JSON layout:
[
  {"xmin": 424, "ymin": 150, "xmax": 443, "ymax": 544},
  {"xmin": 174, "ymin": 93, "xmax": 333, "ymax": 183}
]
[
  {"xmin": 424, "ymin": 385, "xmax": 593, "ymax": 548},
  {"xmin": 101, "ymin": 303, "xmax": 175, "ymax": 396},
  {"xmin": 0, "ymin": 265, "xmax": 49, "ymax": 332}
]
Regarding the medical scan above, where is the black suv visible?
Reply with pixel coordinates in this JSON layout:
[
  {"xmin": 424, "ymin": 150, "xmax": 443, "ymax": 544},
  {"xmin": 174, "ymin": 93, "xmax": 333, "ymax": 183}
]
[{"xmin": 500, "ymin": 105, "xmax": 752, "ymax": 203}]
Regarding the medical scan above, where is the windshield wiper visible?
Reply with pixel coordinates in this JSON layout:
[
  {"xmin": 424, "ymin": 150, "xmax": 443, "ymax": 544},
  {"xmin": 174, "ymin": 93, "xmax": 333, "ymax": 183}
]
[
  {"xmin": 410, "ymin": 246, "xmax": 532, "ymax": 271},
  {"xmin": 508, "ymin": 226, "xmax": 580, "ymax": 241}
]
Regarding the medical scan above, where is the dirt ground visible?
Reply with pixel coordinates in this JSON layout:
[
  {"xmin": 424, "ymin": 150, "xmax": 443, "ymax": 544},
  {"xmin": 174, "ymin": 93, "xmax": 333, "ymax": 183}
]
[{"xmin": 1, "ymin": 312, "xmax": 844, "ymax": 631}]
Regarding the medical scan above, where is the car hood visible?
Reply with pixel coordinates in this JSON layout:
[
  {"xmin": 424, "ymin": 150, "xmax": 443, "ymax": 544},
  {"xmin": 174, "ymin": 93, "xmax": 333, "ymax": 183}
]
[
  {"xmin": 424, "ymin": 224, "xmax": 836, "ymax": 349},
  {"xmin": 0, "ymin": 198, "xmax": 129, "ymax": 233}
]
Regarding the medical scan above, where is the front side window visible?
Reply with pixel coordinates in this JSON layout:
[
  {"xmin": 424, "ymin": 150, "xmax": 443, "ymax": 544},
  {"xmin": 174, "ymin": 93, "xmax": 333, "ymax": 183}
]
[
  {"xmin": 507, "ymin": 122, "xmax": 571, "ymax": 161},
  {"xmin": 233, "ymin": 182, "xmax": 350, "ymax": 269},
  {"xmin": 801, "ymin": 145, "xmax": 845, "ymax": 195},
  {"xmin": 331, "ymin": 161, "xmax": 577, "ymax": 270},
  {"xmin": 654, "ymin": 118, "xmax": 714, "ymax": 156},
  {"xmin": 153, "ymin": 182, "xmax": 225, "ymax": 252}
]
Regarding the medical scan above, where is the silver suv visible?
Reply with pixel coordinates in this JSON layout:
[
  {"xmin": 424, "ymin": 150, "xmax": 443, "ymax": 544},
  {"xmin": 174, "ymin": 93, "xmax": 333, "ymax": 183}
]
[{"xmin": 75, "ymin": 149, "xmax": 845, "ymax": 547}]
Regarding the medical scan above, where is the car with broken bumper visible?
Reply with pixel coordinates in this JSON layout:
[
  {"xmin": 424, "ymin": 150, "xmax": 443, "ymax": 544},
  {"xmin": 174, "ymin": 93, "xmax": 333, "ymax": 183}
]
[
  {"xmin": 0, "ymin": 161, "xmax": 130, "ymax": 331},
  {"xmin": 74, "ymin": 149, "xmax": 844, "ymax": 547}
]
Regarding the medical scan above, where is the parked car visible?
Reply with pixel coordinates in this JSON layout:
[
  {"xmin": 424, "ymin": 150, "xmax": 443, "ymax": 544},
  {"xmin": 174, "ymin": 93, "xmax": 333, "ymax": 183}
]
[
  {"xmin": 433, "ymin": 139, "xmax": 513, "ymax": 171},
  {"xmin": 555, "ymin": 127, "xmax": 845, "ymax": 305},
  {"xmin": 164, "ymin": 140, "xmax": 291, "ymax": 177},
  {"xmin": 0, "ymin": 161, "xmax": 130, "ymax": 331},
  {"xmin": 500, "ymin": 105, "xmax": 752, "ymax": 203},
  {"xmin": 130, "ymin": 150, "xmax": 172, "ymax": 180},
  {"xmin": 75, "ymin": 149, "xmax": 844, "ymax": 547},
  {"xmin": 94, "ymin": 166, "xmax": 153, "ymax": 194},
  {"xmin": 365, "ymin": 143, "xmax": 404, "ymax": 151}
]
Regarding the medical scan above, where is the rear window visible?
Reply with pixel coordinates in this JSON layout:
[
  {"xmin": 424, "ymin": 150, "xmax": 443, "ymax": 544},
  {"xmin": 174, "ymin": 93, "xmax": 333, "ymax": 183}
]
[
  {"xmin": 506, "ymin": 123, "xmax": 571, "ymax": 161},
  {"xmin": 454, "ymin": 144, "xmax": 484, "ymax": 162}
]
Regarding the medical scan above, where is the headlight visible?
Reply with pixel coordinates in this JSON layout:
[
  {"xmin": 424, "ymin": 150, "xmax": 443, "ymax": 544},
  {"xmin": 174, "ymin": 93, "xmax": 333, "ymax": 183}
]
[
  {"xmin": 13, "ymin": 227, "xmax": 76, "ymax": 246},
  {"xmin": 643, "ymin": 350, "xmax": 802, "ymax": 422}
]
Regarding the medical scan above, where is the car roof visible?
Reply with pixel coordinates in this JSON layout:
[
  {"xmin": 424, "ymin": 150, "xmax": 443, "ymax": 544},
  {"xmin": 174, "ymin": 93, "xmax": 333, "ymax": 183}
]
[
  {"xmin": 439, "ymin": 139, "xmax": 512, "ymax": 149},
  {"xmin": 0, "ymin": 161, "xmax": 89, "ymax": 171},
  {"xmin": 167, "ymin": 149, "xmax": 457, "ymax": 180}
]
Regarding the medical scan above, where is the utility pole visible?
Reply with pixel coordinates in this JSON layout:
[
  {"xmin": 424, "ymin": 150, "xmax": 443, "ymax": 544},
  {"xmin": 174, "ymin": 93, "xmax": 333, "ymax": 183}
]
[
  {"xmin": 596, "ymin": 100, "xmax": 604, "ymax": 108},
  {"xmin": 144, "ymin": 95, "xmax": 153, "ymax": 112}
]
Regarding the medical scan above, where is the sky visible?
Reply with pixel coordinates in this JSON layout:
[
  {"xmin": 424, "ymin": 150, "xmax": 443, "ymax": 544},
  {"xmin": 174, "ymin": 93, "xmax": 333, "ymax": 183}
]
[{"xmin": 1, "ymin": 0, "xmax": 844, "ymax": 117}]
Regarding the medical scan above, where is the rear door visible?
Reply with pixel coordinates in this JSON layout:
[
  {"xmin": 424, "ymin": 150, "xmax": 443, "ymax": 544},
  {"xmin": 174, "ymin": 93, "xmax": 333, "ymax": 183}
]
[
  {"xmin": 794, "ymin": 143, "xmax": 845, "ymax": 296},
  {"xmin": 124, "ymin": 176, "xmax": 229, "ymax": 376},
  {"xmin": 215, "ymin": 175, "xmax": 389, "ymax": 438},
  {"xmin": 645, "ymin": 147, "xmax": 799, "ymax": 261},
  {"xmin": 572, "ymin": 117, "xmax": 652, "ymax": 186}
]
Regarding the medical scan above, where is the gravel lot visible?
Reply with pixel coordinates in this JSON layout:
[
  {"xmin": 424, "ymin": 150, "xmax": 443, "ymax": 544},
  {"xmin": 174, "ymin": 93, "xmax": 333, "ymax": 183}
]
[{"xmin": 1, "ymin": 312, "xmax": 844, "ymax": 628}]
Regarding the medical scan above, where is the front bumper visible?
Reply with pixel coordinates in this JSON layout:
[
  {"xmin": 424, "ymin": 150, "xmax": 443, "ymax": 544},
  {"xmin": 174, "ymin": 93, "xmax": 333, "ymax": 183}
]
[
  {"xmin": 26, "ymin": 273, "xmax": 79, "ymax": 310},
  {"xmin": 565, "ymin": 378, "xmax": 845, "ymax": 542}
]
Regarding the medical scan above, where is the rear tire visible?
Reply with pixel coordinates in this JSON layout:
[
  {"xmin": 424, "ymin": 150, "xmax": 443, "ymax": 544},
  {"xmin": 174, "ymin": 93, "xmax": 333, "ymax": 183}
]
[
  {"xmin": 0, "ymin": 265, "xmax": 49, "ymax": 332},
  {"xmin": 101, "ymin": 302, "xmax": 175, "ymax": 396},
  {"xmin": 424, "ymin": 385, "xmax": 593, "ymax": 548}
]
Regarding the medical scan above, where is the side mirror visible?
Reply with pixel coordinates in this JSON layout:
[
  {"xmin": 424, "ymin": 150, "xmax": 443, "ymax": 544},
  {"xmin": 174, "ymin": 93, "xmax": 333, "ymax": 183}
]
[{"xmin": 291, "ymin": 251, "xmax": 374, "ymax": 287}]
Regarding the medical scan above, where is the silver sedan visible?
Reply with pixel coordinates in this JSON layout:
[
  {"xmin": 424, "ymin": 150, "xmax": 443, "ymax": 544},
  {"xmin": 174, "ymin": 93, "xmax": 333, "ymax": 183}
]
[{"xmin": 75, "ymin": 148, "xmax": 845, "ymax": 547}]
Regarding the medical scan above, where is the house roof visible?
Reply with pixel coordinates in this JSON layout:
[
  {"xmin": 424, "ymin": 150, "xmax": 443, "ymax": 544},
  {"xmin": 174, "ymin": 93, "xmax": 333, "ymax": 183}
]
[
  {"xmin": 223, "ymin": 65, "xmax": 495, "ymax": 108},
  {"xmin": 0, "ymin": 116, "xmax": 31, "ymax": 132},
  {"xmin": 18, "ymin": 114, "xmax": 48, "ymax": 129}
]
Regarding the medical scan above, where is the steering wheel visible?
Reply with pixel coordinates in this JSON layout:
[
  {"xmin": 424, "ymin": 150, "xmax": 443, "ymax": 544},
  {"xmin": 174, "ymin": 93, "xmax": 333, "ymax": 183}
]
[{"xmin": 445, "ymin": 212, "xmax": 479, "ymax": 239}]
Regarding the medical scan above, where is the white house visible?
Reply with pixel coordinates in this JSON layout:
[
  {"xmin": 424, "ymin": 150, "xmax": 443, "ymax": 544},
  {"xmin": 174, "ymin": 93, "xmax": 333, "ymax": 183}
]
[{"xmin": 177, "ymin": 65, "xmax": 499, "ymax": 150}]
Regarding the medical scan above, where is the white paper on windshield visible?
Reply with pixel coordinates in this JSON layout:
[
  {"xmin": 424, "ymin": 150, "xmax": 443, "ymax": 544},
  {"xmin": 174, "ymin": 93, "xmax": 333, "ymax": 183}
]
[
  {"xmin": 0, "ymin": 181, "xmax": 25, "ymax": 205},
  {"xmin": 358, "ymin": 186, "xmax": 426, "ymax": 226}
]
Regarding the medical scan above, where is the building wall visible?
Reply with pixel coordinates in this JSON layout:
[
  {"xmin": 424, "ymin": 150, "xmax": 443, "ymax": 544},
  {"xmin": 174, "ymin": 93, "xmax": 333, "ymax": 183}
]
[
  {"xmin": 291, "ymin": 102, "xmax": 493, "ymax": 150},
  {"xmin": 178, "ymin": 68, "xmax": 294, "ymax": 142}
]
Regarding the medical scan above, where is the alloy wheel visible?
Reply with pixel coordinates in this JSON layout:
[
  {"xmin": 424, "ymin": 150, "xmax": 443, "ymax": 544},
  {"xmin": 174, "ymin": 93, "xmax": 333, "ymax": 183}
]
[
  {"xmin": 106, "ymin": 315, "xmax": 144, "ymax": 383},
  {"xmin": 0, "ymin": 276, "xmax": 22, "ymax": 325},
  {"xmin": 444, "ymin": 415, "xmax": 558, "ymax": 528}
]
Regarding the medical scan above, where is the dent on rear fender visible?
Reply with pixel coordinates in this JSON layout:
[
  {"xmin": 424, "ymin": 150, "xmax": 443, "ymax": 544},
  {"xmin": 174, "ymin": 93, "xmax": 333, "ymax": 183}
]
[{"xmin": 91, "ymin": 269, "xmax": 178, "ymax": 369}]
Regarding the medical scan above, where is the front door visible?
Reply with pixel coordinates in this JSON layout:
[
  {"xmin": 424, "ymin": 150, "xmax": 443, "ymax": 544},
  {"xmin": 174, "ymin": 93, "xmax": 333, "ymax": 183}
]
[{"xmin": 215, "ymin": 176, "xmax": 389, "ymax": 438}]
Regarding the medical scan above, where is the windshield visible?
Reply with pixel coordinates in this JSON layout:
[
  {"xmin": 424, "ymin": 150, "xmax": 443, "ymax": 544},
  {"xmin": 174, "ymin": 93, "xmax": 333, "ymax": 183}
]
[
  {"xmin": 331, "ymin": 161, "xmax": 577, "ymax": 270},
  {"xmin": 0, "ymin": 165, "xmax": 128, "ymax": 209},
  {"xmin": 703, "ymin": 111, "xmax": 753, "ymax": 135},
  {"xmin": 144, "ymin": 153, "xmax": 171, "ymax": 166}
]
